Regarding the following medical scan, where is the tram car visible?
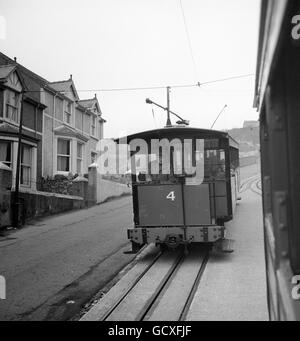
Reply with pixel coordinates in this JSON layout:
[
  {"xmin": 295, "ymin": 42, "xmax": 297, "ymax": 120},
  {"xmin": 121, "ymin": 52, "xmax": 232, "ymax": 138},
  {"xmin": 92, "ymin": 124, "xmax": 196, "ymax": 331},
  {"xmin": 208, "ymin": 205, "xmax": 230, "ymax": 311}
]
[
  {"xmin": 117, "ymin": 125, "xmax": 239, "ymax": 253},
  {"xmin": 255, "ymin": 0, "xmax": 300, "ymax": 320}
]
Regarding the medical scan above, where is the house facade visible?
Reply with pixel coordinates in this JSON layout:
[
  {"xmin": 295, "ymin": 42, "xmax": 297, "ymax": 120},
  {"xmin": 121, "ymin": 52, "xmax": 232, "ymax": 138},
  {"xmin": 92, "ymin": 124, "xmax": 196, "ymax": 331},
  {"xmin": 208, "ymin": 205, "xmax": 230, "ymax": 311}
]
[
  {"xmin": 0, "ymin": 60, "xmax": 45, "ymax": 191},
  {"xmin": 42, "ymin": 78, "xmax": 105, "ymax": 178},
  {"xmin": 0, "ymin": 52, "xmax": 106, "ymax": 193}
]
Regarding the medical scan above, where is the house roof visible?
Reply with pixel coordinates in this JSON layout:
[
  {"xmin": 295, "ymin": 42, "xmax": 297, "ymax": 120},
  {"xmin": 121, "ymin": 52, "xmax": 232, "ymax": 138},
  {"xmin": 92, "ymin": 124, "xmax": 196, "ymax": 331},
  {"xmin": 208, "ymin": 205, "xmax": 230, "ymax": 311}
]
[
  {"xmin": 49, "ymin": 78, "xmax": 79, "ymax": 101},
  {"xmin": 0, "ymin": 64, "xmax": 27, "ymax": 93},
  {"xmin": 54, "ymin": 124, "xmax": 89, "ymax": 142},
  {"xmin": 0, "ymin": 122, "xmax": 40, "ymax": 142},
  {"xmin": 78, "ymin": 98, "xmax": 96, "ymax": 109},
  {"xmin": 78, "ymin": 94, "xmax": 103, "ymax": 115},
  {"xmin": 0, "ymin": 64, "xmax": 17, "ymax": 80},
  {"xmin": 0, "ymin": 53, "xmax": 106, "ymax": 122},
  {"xmin": 0, "ymin": 122, "xmax": 19, "ymax": 134},
  {"xmin": 0, "ymin": 52, "xmax": 46, "ymax": 103}
]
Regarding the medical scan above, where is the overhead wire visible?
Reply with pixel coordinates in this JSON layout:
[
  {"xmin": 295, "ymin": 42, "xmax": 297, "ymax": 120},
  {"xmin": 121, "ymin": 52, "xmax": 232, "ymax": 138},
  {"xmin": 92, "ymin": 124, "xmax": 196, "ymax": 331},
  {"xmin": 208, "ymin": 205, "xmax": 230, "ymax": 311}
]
[
  {"xmin": 23, "ymin": 73, "xmax": 254, "ymax": 93},
  {"xmin": 179, "ymin": 0, "xmax": 199, "ymax": 81}
]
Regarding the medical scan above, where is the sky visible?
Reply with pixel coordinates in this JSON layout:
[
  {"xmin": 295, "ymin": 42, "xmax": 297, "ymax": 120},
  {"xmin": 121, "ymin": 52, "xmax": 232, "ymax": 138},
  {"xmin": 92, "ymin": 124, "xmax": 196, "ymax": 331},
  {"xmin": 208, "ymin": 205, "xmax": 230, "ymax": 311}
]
[{"xmin": 0, "ymin": 0, "xmax": 261, "ymax": 138}]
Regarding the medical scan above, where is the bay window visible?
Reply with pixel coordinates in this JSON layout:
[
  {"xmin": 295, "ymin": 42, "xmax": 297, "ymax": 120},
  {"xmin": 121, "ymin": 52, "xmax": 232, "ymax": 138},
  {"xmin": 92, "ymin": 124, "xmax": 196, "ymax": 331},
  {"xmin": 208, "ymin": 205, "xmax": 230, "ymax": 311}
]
[
  {"xmin": 20, "ymin": 144, "xmax": 32, "ymax": 186},
  {"xmin": 76, "ymin": 143, "xmax": 83, "ymax": 174},
  {"xmin": 57, "ymin": 139, "xmax": 70, "ymax": 172},
  {"xmin": 5, "ymin": 90, "xmax": 20, "ymax": 123},
  {"xmin": 0, "ymin": 141, "xmax": 12, "ymax": 168}
]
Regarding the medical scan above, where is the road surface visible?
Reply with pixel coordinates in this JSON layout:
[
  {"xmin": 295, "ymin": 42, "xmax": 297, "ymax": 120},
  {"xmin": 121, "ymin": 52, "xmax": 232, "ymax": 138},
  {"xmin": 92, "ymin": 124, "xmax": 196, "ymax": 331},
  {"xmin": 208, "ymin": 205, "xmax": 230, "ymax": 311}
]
[{"xmin": 0, "ymin": 196, "xmax": 134, "ymax": 321}]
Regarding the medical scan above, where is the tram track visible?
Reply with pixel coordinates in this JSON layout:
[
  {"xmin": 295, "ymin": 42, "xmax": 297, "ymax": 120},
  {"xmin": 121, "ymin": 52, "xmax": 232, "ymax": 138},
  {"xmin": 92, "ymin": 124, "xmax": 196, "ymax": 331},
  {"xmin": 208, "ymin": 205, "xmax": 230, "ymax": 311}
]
[
  {"xmin": 240, "ymin": 175, "xmax": 261, "ymax": 196},
  {"xmin": 81, "ymin": 245, "xmax": 209, "ymax": 321},
  {"xmin": 240, "ymin": 175, "xmax": 259, "ymax": 193},
  {"xmin": 249, "ymin": 178, "xmax": 262, "ymax": 196}
]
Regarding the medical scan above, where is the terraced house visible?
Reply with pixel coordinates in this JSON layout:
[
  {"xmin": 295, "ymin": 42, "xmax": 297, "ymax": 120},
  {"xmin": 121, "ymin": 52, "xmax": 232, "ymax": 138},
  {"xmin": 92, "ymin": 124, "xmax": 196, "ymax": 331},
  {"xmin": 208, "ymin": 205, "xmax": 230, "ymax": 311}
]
[
  {"xmin": 42, "ymin": 78, "xmax": 105, "ymax": 178},
  {"xmin": 0, "ymin": 52, "xmax": 106, "ymax": 192},
  {"xmin": 0, "ymin": 58, "xmax": 45, "ymax": 191}
]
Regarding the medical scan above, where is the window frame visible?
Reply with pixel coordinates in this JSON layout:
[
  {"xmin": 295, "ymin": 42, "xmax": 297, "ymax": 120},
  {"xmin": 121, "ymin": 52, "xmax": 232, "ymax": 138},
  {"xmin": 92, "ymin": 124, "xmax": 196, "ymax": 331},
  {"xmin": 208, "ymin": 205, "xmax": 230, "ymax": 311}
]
[
  {"xmin": 64, "ymin": 101, "xmax": 72, "ymax": 125},
  {"xmin": 57, "ymin": 138, "xmax": 71, "ymax": 173},
  {"xmin": 20, "ymin": 144, "xmax": 32, "ymax": 187},
  {"xmin": 91, "ymin": 114, "xmax": 96, "ymax": 136},
  {"xmin": 0, "ymin": 140, "xmax": 13, "ymax": 169},
  {"xmin": 5, "ymin": 89, "xmax": 20, "ymax": 124},
  {"xmin": 76, "ymin": 142, "xmax": 84, "ymax": 174}
]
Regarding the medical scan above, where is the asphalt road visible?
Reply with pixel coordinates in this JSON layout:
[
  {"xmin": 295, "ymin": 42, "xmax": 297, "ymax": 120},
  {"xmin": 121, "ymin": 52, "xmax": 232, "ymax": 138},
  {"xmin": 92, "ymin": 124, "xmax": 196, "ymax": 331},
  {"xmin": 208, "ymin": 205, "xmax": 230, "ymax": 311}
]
[{"xmin": 0, "ymin": 195, "xmax": 135, "ymax": 321}]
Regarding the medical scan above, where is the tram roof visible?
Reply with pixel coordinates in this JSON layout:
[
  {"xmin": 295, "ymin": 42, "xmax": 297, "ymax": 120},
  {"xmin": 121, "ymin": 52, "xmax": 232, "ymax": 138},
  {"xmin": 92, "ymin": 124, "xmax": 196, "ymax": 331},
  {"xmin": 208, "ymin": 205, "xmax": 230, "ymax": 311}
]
[{"xmin": 116, "ymin": 126, "xmax": 239, "ymax": 149}]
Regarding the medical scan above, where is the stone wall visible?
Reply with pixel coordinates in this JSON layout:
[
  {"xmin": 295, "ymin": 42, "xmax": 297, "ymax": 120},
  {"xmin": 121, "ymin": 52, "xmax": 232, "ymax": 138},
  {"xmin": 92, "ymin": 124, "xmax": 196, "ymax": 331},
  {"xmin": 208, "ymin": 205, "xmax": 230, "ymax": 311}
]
[
  {"xmin": 40, "ymin": 175, "xmax": 76, "ymax": 195},
  {"xmin": 0, "ymin": 162, "xmax": 89, "ymax": 228},
  {"xmin": 15, "ymin": 190, "xmax": 85, "ymax": 223}
]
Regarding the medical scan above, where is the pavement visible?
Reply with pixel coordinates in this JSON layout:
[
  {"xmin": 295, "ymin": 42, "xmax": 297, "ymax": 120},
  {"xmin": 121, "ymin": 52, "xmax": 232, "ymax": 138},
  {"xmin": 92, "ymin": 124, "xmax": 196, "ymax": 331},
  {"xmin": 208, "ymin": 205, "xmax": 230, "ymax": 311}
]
[
  {"xmin": 0, "ymin": 195, "xmax": 135, "ymax": 321},
  {"xmin": 186, "ymin": 166, "xmax": 268, "ymax": 321}
]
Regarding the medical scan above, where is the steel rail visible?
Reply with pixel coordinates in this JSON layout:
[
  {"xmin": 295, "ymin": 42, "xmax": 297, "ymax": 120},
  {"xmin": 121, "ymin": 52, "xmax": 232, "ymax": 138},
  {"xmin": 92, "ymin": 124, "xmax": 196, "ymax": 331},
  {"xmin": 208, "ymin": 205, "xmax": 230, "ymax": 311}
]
[{"xmin": 102, "ymin": 246, "xmax": 209, "ymax": 321}]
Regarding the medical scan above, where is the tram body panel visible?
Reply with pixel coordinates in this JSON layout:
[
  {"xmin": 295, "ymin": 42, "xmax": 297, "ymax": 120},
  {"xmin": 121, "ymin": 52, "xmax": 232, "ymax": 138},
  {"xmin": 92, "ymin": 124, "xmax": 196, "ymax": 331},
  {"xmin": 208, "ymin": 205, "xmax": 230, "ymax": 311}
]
[{"xmin": 255, "ymin": 0, "xmax": 300, "ymax": 320}]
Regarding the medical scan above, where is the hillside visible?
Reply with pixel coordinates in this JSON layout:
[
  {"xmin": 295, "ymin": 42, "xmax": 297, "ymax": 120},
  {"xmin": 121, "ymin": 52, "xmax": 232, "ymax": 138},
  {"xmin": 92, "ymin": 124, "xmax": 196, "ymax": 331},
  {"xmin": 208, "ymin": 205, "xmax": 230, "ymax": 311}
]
[{"xmin": 226, "ymin": 126, "xmax": 260, "ymax": 154}]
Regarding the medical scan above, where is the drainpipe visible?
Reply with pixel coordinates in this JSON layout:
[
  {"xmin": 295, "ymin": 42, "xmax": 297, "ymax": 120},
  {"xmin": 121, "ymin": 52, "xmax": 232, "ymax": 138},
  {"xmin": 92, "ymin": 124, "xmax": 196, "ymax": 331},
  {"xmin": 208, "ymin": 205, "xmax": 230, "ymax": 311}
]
[
  {"xmin": 12, "ymin": 90, "xmax": 25, "ymax": 227},
  {"xmin": 53, "ymin": 93, "xmax": 57, "ymax": 175}
]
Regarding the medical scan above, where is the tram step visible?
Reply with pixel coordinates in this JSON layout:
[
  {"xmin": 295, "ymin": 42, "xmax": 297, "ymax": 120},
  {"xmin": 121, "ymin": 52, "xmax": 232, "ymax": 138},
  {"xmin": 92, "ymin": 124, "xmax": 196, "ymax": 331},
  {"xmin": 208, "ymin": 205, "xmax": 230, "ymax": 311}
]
[{"xmin": 214, "ymin": 238, "xmax": 235, "ymax": 253}]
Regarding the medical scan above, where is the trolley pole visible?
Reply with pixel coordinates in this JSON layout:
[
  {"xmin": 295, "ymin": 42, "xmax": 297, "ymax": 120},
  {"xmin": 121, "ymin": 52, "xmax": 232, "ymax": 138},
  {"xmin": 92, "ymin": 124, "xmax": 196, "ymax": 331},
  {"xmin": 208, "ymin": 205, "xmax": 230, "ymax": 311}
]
[{"xmin": 166, "ymin": 86, "xmax": 171, "ymax": 126}]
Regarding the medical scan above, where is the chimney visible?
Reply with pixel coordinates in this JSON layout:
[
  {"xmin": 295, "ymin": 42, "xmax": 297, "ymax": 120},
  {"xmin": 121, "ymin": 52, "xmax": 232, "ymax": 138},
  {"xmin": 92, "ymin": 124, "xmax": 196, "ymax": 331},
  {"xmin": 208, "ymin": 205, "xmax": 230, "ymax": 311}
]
[
  {"xmin": 14, "ymin": 57, "xmax": 17, "ymax": 63},
  {"xmin": 94, "ymin": 93, "xmax": 97, "ymax": 99},
  {"xmin": 70, "ymin": 74, "xmax": 72, "ymax": 80}
]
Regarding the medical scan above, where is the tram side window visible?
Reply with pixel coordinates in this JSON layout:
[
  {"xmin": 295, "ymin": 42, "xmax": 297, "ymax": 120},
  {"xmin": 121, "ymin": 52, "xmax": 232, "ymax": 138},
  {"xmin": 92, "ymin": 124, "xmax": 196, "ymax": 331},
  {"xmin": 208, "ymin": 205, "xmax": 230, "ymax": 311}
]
[
  {"xmin": 204, "ymin": 149, "xmax": 226, "ymax": 180},
  {"xmin": 229, "ymin": 147, "xmax": 239, "ymax": 173}
]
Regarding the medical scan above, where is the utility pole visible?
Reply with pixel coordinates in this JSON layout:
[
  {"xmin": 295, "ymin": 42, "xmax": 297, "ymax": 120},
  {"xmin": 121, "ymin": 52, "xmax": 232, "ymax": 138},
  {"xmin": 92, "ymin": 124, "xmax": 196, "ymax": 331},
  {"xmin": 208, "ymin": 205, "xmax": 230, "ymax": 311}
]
[
  {"xmin": 166, "ymin": 86, "xmax": 171, "ymax": 126},
  {"xmin": 12, "ymin": 90, "xmax": 25, "ymax": 227}
]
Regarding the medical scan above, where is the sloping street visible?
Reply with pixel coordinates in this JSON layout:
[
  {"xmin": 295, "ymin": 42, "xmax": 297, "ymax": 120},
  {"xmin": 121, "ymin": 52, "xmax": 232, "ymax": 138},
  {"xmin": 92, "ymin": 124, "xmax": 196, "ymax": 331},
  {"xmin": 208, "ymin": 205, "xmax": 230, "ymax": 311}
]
[{"xmin": 0, "ymin": 195, "xmax": 134, "ymax": 321}]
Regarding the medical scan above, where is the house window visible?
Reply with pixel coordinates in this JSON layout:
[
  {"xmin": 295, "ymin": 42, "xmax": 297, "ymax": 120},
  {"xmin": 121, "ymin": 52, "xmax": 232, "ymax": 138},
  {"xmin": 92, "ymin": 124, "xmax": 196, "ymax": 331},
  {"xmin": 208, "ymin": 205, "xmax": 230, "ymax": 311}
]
[
  {"xmin": 57, "ymin": 139, "xmax": 70, "ymax": 172},
  {"xmin": 0, "ymin": 141, "xmax": 12, "ymax": 168},
  {"xmin": 21, "ymin": 144, "xmax": 32, "ymax": 186},
  {"xmin": 5, "ymin": 90, "xmax": 20, "ymax": 123},
  {"xmin": 91, "ymin": 152, "xmax": 97, "ymax": 164},
  {"xmin": 98, "ymin": 122, "xmax": 102, "ymax": 139},
  {"xmin": 77, "ymin": 143, "xmax": 83, "ymax": 174},
  {"xmin": 91, "ymin": 115, "xmax": 96, "ymax": 136},
  {"xmin": 64, "ymin": 101, "xmax": 72, "ymax": 124}
]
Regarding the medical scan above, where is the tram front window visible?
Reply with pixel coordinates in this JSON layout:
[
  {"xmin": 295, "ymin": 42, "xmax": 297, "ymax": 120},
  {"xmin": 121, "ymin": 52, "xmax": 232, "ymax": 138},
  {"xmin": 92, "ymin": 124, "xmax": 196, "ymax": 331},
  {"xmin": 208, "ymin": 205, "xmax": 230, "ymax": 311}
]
[{"xmin": 131, "ymin": 139, "xmax": 226, "ymax": 184}]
